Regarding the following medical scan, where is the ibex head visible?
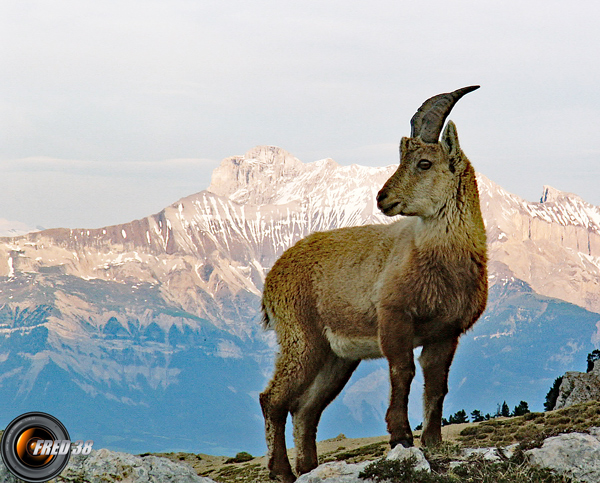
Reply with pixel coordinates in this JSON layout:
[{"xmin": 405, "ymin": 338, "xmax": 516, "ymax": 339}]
[{"xmin": 377, "ymin": 86, "xmax": 479, "ymax": 218}]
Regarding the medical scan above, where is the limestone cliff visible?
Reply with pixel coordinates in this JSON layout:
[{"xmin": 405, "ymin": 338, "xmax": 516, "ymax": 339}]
[{"xmin": 554, "ymin": 361, "xmax": 600, "ymax": 409}]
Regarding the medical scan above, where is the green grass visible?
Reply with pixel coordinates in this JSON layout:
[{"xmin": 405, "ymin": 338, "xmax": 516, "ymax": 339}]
[
  {"xmin": 319, "ymin": 441, "xmax": 387, "ymax": 464},
  {"xmin": 212, "ymin": 463, "xmax": 268, "ymax": 483}
]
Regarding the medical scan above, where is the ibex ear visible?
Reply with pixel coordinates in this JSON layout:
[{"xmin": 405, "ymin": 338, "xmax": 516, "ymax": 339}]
[
  {"xmin": 399, "ymin": 137, "xmax": 410, "ymax": 160},
  {"xmin": 441, "ymin": 121, "xmax": 461, "ymax": 157},
  {"xmin": 400, "ymin": 137, "xmax": 410, "ymax": 153}
]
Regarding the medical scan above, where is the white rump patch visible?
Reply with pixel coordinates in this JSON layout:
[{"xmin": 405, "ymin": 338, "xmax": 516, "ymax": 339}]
[{"xmin": 324, "ymin": 327, "xmax": 383, "ymax": 360}]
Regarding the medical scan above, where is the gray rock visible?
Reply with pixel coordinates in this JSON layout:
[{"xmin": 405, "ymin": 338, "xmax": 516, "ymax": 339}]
[
  {"xmin": 61, "ymin": 449, "xmax": 216, "ymax": 483},
  {"xmin": 554, "ymin": 360, "xmax": 600, "ymax": 410},
  {"xmin": 461, "ymin": 443, "xmax": 518, "ymax": 462},
  {"xmin": 0, "ymin": 459, "xmax": 20, "ymax": 483},
  {"xmin": 296, "ymin": 446, "xmax": 430, "ymax": 483},
  {"xmin": 588, "ymin": 427, "xmax": 600, "ymax": 439},
  {"xmin": 526, "ymin": 432, "xmax": 600, "ymax": 483},
  {"xmin": 462, "ymin": 447, "xmax": 504, "ymax": 462},
  {"xmin": 386, "ymin": 445, "xmax": 430, "ymax": 471},
  {"xmin": 295, "ymin": 460, "xmax": 372, "ymax": 483},
  {"xmin": 0, "ymin": 448, "xmax": 216, "ymax": 483}
]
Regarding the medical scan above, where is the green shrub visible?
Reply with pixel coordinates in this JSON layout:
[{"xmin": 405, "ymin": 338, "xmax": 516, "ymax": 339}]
[
  {"xmin": 359, "ymin": 456, "xmax": 449, "ymax": 483},
  {"xmin": 224, "ymin": 451, "xmax": 254, "ymax": 464}
]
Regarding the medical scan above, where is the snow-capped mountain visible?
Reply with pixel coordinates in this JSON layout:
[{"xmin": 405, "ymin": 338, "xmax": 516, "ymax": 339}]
[
  {"xmin": 0, "ymin": 145, "xmax": 599, "ymax": 455},
  {"xmin": 478, "ymin": 175, "xmax": 600, "ymax": 314},
  {"xmin": 0, "ymin": 218, "xmax": 39, "ymax": 238},
  {"xmin": 3, "ymin": 145, "xmax": 598, "ymax": 320}
]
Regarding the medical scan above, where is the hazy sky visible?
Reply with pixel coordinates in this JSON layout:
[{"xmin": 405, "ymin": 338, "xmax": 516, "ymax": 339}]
[{"xmin": 2, "ymin": 0, "xmax": 599, "ymax": 229}]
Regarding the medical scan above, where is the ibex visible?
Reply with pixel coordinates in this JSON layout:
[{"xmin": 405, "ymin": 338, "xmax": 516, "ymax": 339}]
[{"xmin": 260, "ymin": 86, "xmax": 487, "ymax": 482}]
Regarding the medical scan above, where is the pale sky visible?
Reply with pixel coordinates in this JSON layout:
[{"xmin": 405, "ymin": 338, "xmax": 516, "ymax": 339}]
[{"xmin": 2, "ymin": 0, "xmax": 599, "ymax": 230}]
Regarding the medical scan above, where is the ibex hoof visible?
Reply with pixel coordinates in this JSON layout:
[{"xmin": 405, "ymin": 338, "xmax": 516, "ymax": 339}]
[
  {"xmin": 268, "ymin": 471, "xmax": 296, "ymax": 483},
  {"xmin": 390, "ymin": 438, "xmax": 414, "ymax": 449}
]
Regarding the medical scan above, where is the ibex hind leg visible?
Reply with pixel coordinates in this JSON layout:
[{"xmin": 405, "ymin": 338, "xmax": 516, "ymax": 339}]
[
  {"xmin": 291, "ymin": 353, "xmax": 359, "ymax": 476},
  {"xmin": 260, "ymin": 333, "xmax": 328, "ymax": 482}
]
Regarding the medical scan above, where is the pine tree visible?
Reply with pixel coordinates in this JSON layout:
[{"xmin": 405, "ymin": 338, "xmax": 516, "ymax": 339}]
[
  {"xmin": 544, "ymin": 376, "xmax": 563, "ymax": 411},
  {"xmin": 587, "ymin": 350, "xmax": 600, "ymax": 372},
  {"xmin": 470, "ymin": 409, "xmax": 484, "ymax": 422},
  {"xmin": 501, "ymin": 401, "xmax": 510, "ymax": 417},
  {"xmin": 512, "ymin": 401, "xmax": 530, "ymax": 416},
  {"xmin": 448, "ymin": 409, "xmax": 468, "ymax": 424}
]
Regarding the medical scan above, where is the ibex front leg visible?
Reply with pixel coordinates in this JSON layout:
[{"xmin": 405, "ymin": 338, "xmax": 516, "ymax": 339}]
[
  {"xmin": 379, "ymin": 308, "xmax": 415, "ymax": 448},
  {"xmin": 418, "ymin": 337, "xmax": 459, "ymax": 446}
]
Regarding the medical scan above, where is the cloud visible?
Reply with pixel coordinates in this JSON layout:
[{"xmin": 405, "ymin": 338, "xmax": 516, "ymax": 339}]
[
  {"xmin": 0, "ymin": 155, "xmax": 220, "ymax": 230},
  {"xmin": 0, "ymin": 156, "xmax": 218, "ymax": 178}
]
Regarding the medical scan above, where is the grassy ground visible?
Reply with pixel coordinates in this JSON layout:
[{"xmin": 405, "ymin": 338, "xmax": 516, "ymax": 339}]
[
  {"xmin": 154, "ymin": 401, "xmax": 600, "ymax": 482},
  {"xmin": 152, "ymin": 434, "xmax": 391, "ymax": 483},
  {"xmin": 456, "ymin": 400, "xmax": 600, "ymax": 449},
  {"xmin": 3, "ymin": 402, "xmax": 596, "ymax": 482}
]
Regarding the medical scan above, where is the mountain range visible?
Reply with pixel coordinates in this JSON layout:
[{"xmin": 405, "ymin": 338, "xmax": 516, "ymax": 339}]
[{"xmin": 0, "ymin": 145, "xmax": 599, "ymax": 456}]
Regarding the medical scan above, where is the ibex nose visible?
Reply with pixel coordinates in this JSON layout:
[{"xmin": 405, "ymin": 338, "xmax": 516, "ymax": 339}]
[{"xmin": 376, "ymin": 190, "xmax": 388, "ymax": 208}]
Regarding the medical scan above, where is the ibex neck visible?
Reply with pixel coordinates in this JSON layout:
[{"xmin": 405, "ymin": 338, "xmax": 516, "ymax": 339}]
[{"xmin": 414, "ymin": 167, "xmax": 486, "ymax": 254}]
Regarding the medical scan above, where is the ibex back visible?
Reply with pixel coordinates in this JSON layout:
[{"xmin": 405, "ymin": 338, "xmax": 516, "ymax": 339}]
[{"xmin": 260, "ymin": 86, "xmax": 487, "ymax": 482}]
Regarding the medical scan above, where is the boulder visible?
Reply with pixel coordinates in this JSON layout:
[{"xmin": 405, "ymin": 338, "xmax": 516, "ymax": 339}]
[
  {"xmin": 0, "ymin": 448, "xmax": 216, "ymax": 483},
  {"xmin": 295, "ymin": 460, "xmax": 372, "ymax": 483},
  {"xmin": 526, "ymin": 430, "xmax": 600, "ymax": 483}
]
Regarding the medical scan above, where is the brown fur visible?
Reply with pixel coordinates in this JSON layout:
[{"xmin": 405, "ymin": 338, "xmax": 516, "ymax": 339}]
[{"xmin": 259, "ymin": 121, "xmax": 487, "ymax": 482}]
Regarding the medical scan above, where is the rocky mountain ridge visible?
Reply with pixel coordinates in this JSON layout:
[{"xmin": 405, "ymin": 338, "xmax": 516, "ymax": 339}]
[{"xmin": 2, "ymin": 145, "xmax": 599, "ymax": 323}]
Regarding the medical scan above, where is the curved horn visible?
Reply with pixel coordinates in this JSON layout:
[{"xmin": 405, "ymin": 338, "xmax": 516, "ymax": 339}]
[{"xmin": 410, "ymin": 85, "xmax": 480, "ymax": 143}]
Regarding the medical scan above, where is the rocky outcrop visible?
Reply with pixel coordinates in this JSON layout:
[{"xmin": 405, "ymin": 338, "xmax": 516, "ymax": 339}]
[
  {"xmin": 208, "ymin": 146, "xmax": 306, "ymax": 205},
  {"xmin": 0, "ymin": 448, "xmax": 217, "ymax": 483},
  {"xmin": 554, "ymin": 361, "xmax": 600, "ymax": 410},
  {"xmin": 526, "ymin": 429, "xmax": 600, "ymax": 483}
]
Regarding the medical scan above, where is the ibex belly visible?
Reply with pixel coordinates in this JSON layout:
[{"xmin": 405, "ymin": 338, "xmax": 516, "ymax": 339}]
[{"xmin": 324, "ymin": 327, "xmax": 383, "ymax": 359}]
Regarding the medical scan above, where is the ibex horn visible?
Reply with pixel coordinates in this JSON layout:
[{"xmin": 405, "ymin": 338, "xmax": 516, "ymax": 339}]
[{"xmin": 410, "ymin": 85, "xmax": 480, "ymax": 143}]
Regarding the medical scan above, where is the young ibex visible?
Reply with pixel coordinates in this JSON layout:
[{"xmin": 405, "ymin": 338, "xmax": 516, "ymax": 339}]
[{"xmin": 260, "ymin": 86, "xmax": 487, "ymax": 482}]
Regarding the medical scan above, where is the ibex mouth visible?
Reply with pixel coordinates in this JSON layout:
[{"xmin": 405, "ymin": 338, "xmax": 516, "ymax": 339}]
[{"xmin": 379, "ymin": 201, "xmax": 402, "ymax": 217}]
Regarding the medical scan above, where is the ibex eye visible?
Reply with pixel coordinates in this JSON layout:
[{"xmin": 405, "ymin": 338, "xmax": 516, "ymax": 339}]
[{"xmin": 417, "ymin": 159, "xmax": 432, "ymax": 170}]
